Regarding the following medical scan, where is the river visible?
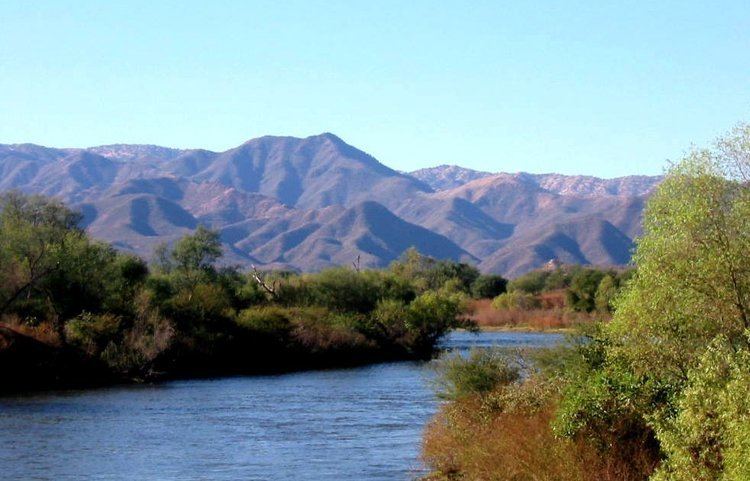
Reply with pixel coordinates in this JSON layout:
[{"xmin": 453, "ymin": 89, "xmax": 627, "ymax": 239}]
[{"xmin": 0, "ymin": 331, "xmax": 562, "ymax": 481}]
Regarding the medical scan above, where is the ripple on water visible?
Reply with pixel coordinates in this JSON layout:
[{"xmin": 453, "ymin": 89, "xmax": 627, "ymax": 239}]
[{"xmin": 0, "ymin": 331, "xmax": 562, "ymax": 481}]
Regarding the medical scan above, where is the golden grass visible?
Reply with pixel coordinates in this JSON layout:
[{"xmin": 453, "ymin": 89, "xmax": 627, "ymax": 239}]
[
  {"xmin": 465, "ymin": 296, "xmax": 606, "ymax": 332},
  {"xmin": 422, "ymin": 392, "xmax": 657, "ymax": 481}
]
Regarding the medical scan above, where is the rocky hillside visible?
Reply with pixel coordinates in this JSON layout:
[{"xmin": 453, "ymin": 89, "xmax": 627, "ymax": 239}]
[{"xmin": 0, "ymin": 134, "xmax": 661, "ymax": 276}]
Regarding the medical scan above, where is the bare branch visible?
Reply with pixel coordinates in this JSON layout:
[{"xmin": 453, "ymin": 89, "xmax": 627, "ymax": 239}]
[{"xmin": 251, "ymin": 264, "xmax": 277, "ymax": 297}]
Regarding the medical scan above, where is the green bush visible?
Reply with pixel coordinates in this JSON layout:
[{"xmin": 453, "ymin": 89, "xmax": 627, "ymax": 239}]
[
  {"xmin": 305, "ymin": 268, "xmax": 382, "ymax": 312},
  {"xmin": 389, "ymin": 247, "xmax": 479, "ymax": 294},
  {"xmin": 405, "ymin": 290, "xmax": 468, "ymax": 354},
  {"xmin": 651, "ymin": 337, "xmax": 750, "ymax": 481},
  {"xmin": 370, "ymin": 298, "xmax": 409, "ymax": 339},
  {"xmin": 235, "ymin": 306, "xmax": 292, "ymax": 337},
  {"xmin": 165, "ymin": 282, "xmax": 233, "ymax": 329},
  {"xmin": 491, "ymin": 291, "xmax": 541, "ymax": 310},
  {"xmin": 565, "ymin": 268, "xmax": 607, "ymax": 312},
  {"xmin": 507, "ymin": 270, "xmax": 551, "ymax": 294},
  {"xmin": 287, "ymin": 307, "xmax": 373, "ymax": 353},
  {"xmin": 65, "ymin": 312, "xmax": 122, "ymax": 355},
  {"xmin": 434, "ymin": 348, "xmax": 520, "ymax": 400},
  {"xmin": 470, "ymin": 274, "xmax": 508, "ymax": 299}
]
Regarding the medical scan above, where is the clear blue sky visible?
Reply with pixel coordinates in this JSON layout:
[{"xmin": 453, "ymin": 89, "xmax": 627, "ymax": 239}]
[{"xmin": 1, "ymin": 1, "xmax": 748, "ymax": 177}]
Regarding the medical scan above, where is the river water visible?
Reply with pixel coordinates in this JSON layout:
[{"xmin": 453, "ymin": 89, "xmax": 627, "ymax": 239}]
[{"xmin": 0, "ymin": 331, "xmax": 562, "ymax": 481}]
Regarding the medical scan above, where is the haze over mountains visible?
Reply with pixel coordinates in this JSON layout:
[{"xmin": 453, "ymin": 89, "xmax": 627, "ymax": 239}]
[{"xmin": 0, "ymin": 133, "xmax": 662, "ymax": 277}]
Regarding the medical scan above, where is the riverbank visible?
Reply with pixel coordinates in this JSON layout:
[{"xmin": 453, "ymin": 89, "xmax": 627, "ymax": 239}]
[
  {"xmin": 1, "ymin": 331, "xmax": 563, "ymax": 481},
  {"xmin": 472, "ymin": 325, "xmax": 575, "ymax": 333},
  {"xmin": 1, "ymin": 197, "xmax": 483, "ymax": 396},
  {"xmin": 0, "ymin": 321, "xmax": 438, "ymax": 395}
]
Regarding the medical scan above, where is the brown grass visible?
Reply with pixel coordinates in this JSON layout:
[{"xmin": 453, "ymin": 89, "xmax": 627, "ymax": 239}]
[
  {"xmin": 0, "ymin": 315, "xmax": 60, "ymax": 345},
  {"xmin": 465, "ymin": 296, "xmax": 606, "ymax": 332},
  {"xmin": 422, "ymin": 393, "xmax": 656, "ymax": 481}
]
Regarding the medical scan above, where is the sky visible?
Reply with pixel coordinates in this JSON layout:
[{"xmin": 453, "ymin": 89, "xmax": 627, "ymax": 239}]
[{"xmin": 1, "ymin": 1, "xmax": 748, "ymax": 177}]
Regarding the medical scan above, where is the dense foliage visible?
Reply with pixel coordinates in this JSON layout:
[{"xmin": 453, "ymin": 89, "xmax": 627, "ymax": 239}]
[
  {"xmin": 502, "ymin": 264, "xmax": 633, "ymax": 313},
  {"xmin": 0, "ymin": 203, "xmax": 474, "ymax": 391},
  {"xmin": 423, "ymin": 124, "xmax": 750, "ymax": 481}
]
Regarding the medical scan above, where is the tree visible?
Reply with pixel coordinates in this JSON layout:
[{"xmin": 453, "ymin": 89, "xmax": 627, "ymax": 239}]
[
  {"xmin": 607, "ymin": 126, "xmax": 750, "ymax": 384},
  {"xmin": 565, "ymin": 268, "xmax": 606, "ymax": 312},
  {"xmin": 555, "ymin": 124, "xmax": 750, "ymax": 479},
  {"xmin": 507, "ymin": 269, "xmax": 552, "ymax": 294},
  {"xmin": 171, "ymin": 226, "xmax": 222, "ymax": 273},
  {"xmin": 0, "ymin": 193, "xmax": 84, "ymax": 322},
  {"xmin": 389, "ymin": 247, "xmax": 479, "ymax": 294},
  {"xmin": 471, "ymin": 274, "xmax": 508, "ymax": 299},
  {"xmin": 491, "ymin": 291, "xmax": 540, "ymax": 311},
  {"xmin": 594, "ymin": 274, "xmax": 617, "ymax": 313}
]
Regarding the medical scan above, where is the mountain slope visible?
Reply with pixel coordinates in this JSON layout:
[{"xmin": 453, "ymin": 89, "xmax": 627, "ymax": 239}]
[
  {"xmin": 409, "ymin": 165, "xmax": 492, "ymax": 191},
  {"xmin": 167, "ymin": 133, "xmax": 432, "ymax": 209},
  {"xmin": 0, "ymin": 135, "xmax": 660, "ymax": 276}
]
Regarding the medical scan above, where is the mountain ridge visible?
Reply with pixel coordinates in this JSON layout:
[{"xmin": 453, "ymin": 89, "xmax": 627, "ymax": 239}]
[{"xmin": 0, "ymin": 134, "xmax": 661, "ymax": 276}]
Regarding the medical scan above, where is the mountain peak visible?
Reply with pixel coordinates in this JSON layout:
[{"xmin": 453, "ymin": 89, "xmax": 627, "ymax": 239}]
[
  {"xmin": 409, "ymin": 165, "xmax": 494, "ymax": 191},
  {"xmin": 314, "ymin": 132, "xmax": 344, "ymax": 143},
  {"xmin": 0, "ymin": 135, "xmax": 659, "ymax": 276},
  {"xmin": 88, "ymin": 144, "xmax": 185, "ymax": 162}
]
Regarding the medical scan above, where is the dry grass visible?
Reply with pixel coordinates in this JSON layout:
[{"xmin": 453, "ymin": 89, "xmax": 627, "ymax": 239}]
[
  {"xmin": 422, "ymin": 393, "xmax": 656, "ymax": 481},
  {"xmin": 465, "ymin": 296, "xmax": 606, "ymax": 332},
  {"xmin": 0, "ymin": 315, "xmax": 60, "ymax": 345}
]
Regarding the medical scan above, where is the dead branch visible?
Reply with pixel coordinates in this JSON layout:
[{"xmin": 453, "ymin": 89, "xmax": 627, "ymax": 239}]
[{"xmin": 251, "ymin": 265, "xmax": 277, "ymax": 298}]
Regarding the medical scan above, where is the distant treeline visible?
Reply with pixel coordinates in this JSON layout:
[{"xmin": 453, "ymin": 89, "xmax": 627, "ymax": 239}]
[
  {"xmin": 457, "ymin": 264, "xmax": 634, "ymax": 331},
  {"xmin": 0, "ymin": 195, "xmax": 515, "ymax": 392},
  {"xmin": 422, "ymin": 124, "xmax": 750, "ymax": 481},
  {"xmin": 496, "ymin": 264, "xmax": 633, "ymax": 313}
]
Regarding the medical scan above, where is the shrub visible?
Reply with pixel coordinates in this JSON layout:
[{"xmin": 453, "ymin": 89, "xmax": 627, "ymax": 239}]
[
  {"xmin": 651, "ymin": 336, "xmax": 750, "ymax": 481},
  {"xmin": 507, "ymin": 270, "xmax": 551, "ymax": 294},
  {"xmin": 594, "ymin": 274, "xmax": 617, "ymax": 313},
  {"xmin": 370, "ymin": 298, "xmax": 409, "ymax": 340},
  {"xmin": 433, "ymin": 348, "xmax": 520, "ymax": 400},
  {"xmin": 235, "ymin": 306, "xmax": 292, "ymax": 341},
  {"xmin": 165, "ymin": 282, "xmax": 233, "ymax": 329},
  {"xmin": 65, "ymin": 312, "xmax": 121, "ymax": 355},
  {"xmin": 304, "ymin": 268, "xmax": 381, "ymax": 312},
  {"xmin": 289, "ymin": 308, "xmax": 373, "ymax": 354},
  {"xmin": 404, "ymin": 291, "xmax": 468, "ymax": 355},
  {"xmin": 565, "ymin": 268, "xmax": 607, "ymax": 312},
  {"xmin": 470, "ymin": 274, "xmax": 508, "ymax": 299},
  {"xmin": 492, "ymin": 291, "xmax": 541, "ymax": 310},
  {"xmin": 422, "ymin": 375, "xmax": 652, "ymax": 481}
]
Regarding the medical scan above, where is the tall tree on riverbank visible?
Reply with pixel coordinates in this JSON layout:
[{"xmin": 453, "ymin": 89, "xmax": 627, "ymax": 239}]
[{"xmin": 557, "ymin": 123, "xmax": 750, "ymax": 480}]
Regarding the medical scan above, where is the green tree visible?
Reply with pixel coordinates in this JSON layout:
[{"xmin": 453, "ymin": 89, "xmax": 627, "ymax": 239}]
[
  {"xmin": 405, "ymin": 291, "xmax": 467, "ymax": 355},
  {"xmin": 471, "ymin": 274, "xmax": 508, "ymax": 299},
  {"xmin": 507, "ymin": 269, "xmax": 552, "ymax": 294},
  {"xmin": 389, "ymin": 247, "xmax": 479, "ymax": 294},
  {"xmin": 157, "ymin": 226, "xmax": 224, "ymax": 294},
  {"xmin": 556, "ymin": 124, "xmax": 750, "ymax": 479},
  {"xmin": 172, "ymin": 225, "xmax": 222, "ymax": 273},
  {"xmin": 0, "ymin": 192, "xmax": 84, "ymax": 318},
  {"xmin": 491, "ymin": 291, "xmax": 540, "ymax": 310},
  {"xmin": 650, "ymin": 336, "xmax": 750, "ymax": 481},
  {"xmin": 565, "ymin": 268, "xmax": 606, "ymax": 312},
  {"xmin": 593, "ymin": 274, "xmax": 617, "ymax": 313}
]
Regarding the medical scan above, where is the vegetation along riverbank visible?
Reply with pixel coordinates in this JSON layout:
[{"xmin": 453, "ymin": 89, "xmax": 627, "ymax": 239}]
[
  {"xmin": 422, "ymin": 124, "xmax": 750, "ymax": 481},
  {"xmin": 0, "ymin": 196, "xmax": 518, "ymax": 393}
]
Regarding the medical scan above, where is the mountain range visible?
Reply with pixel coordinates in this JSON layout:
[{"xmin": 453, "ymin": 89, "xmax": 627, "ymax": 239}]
[{"xmin": 0, "ymin": 133, "xmax": 661, "ymax": 277}]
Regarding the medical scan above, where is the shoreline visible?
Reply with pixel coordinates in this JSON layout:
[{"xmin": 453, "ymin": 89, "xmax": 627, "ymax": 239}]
[
  {"xmin": 465, "ymin": 325, "xmax": 575, "ymax": 334},
  {"xmin": 0, "ymin": 328, "xmax": 566, "ymax": 397}
]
